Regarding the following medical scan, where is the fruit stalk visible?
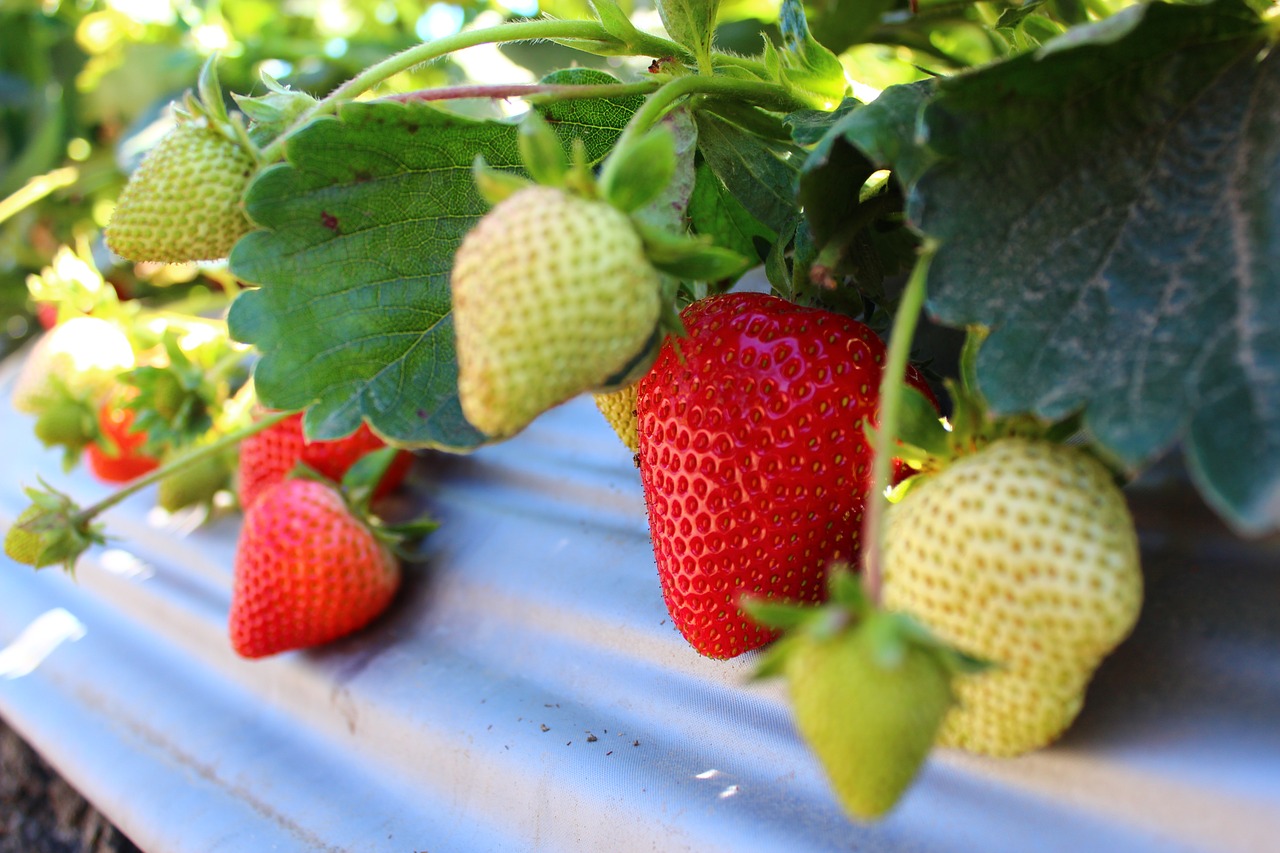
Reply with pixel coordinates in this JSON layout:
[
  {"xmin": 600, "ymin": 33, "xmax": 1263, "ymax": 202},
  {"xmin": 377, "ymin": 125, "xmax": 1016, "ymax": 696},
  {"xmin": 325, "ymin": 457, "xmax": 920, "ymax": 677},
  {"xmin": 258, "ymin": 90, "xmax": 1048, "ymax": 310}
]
[
  {"xmin": 257, "ymin": 18, "xmax": 674, "ymax": 162},
  {"xmin": 68, "ymin": 410, "xmax": 293, "ymax": 525},
  {"xmin": 607, "ymin": 75, "xmax": 815, "ymax": 172},
  {"xmin": 862, "ymin": 239, "xmax": 937, "ymax": 605}
]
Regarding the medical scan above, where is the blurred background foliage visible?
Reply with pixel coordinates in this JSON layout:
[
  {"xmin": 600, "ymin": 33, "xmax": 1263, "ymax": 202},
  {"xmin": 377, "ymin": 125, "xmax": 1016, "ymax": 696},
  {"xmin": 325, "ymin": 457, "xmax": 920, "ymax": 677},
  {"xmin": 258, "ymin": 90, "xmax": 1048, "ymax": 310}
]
[{"xmin": 0, "ymin": 0, "xmax": 1136, "ymax": 359}]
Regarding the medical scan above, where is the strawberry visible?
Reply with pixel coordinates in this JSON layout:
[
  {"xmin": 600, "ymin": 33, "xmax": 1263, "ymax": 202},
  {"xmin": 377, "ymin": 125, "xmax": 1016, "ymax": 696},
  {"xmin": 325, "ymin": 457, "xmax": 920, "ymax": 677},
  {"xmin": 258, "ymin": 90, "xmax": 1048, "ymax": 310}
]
[
  {"xmin": 11, "ymin": 316, "xmax": 135, "ymax": 415},
  {"xmin": 881, "ymin": 437, "xmax": 1142, "ymax": 756},
  {"xmin": 749, "ymin": 574, "xmax": 967, "ymax": 821},
  {"xmin": 105, "ymin": 117, "xmax": 256, "ymax": 263},
  {"xmin": 236, "ymin": 411, "xmax": 413, "ymax": 510},
  {"xmin": 158, "ymin": 448, "xmax": 234, "ymax": 513},
  {"xmin": 635, "ymin": 292, "xmax": 935, "ymax": 658},
  {"xmin": 229, "ymin": 478, "xmax": 401, "ymax": 658},
  {"xmin": 450, "ymin": 185, "xmax": 663, "ymax": 439},
  {"xmin": 593, "ymin": 383, "xmax": 640, "ymax": 454},
  {"xmin": 85, "ymin": 395, "xmax": 162, "ymax": 484},
  {"xmin": 3, "ymin": 484, "xmax": 104, "ymax": 571}
]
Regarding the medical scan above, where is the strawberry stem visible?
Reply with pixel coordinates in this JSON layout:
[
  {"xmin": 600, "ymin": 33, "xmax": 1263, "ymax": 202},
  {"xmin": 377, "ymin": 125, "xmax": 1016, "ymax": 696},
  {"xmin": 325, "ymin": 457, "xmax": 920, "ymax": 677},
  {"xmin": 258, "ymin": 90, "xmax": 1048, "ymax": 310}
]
[
  {"xmin": 68, "ymin": 409, "xmax": 293, "ymax": 526},
  {"xmin": 379, "ymin": 80, "xmax": 663, "ymax": 105},
  {"xmin": 862, "ymin": 239, "xmax": 937, "ymax": 606},
  {"xmin": 257, "ymin": 18, "xmax": 677, "ymax": 162},
  {"xmin": 608, "ymin": 76, "xmax": 814, "ymax": 174}
]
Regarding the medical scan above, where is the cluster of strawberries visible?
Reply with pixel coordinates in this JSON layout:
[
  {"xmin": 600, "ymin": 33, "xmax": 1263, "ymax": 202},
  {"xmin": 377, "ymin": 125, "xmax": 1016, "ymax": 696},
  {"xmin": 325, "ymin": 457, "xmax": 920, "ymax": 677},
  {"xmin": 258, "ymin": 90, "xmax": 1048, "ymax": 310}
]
[{"xmin": 5, "ymin": 310, "xmax": 417, "ymax": 661}]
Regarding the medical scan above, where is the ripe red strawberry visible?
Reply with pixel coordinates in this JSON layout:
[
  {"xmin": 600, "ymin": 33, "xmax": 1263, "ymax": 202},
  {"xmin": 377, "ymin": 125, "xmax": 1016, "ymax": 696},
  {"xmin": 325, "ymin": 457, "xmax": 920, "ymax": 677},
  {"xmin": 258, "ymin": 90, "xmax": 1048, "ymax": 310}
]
[
  {"xmin": 635, "ymin": 292, "xmax": 935, "ymax": 659},
  {"xmin": 229, "ymin": 478, "xmax": 400, "ymax": 658},
  {"xmin": 85, "ymin": 397, "xmax": 162, "ymax": 484},
  {"xmin": 237, "ymin": 412, "xmax": 413, "ymax": 510}
]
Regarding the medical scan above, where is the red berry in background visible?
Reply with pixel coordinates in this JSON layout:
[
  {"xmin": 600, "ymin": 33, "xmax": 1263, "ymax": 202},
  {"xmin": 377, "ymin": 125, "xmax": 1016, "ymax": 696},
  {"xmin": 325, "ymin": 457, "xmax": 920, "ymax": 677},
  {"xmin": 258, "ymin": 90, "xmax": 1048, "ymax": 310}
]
[
  {"xmin": 237, "ymin": 411, "xmax": 413, "ymax": 510},
  {"xmin": 229, "ymin": 478, "xmax": 401, "ymax": 658},
  {"xmin": 635, "ymin": 293, "xmax": 937, "ymax": 659},
  {"xmin": 85, "ymin": 396, "xmax": 161, "ymax": 484},
  {"xmin": 35, "ymin": 303, "xmax": 59, "ymax": 330}
]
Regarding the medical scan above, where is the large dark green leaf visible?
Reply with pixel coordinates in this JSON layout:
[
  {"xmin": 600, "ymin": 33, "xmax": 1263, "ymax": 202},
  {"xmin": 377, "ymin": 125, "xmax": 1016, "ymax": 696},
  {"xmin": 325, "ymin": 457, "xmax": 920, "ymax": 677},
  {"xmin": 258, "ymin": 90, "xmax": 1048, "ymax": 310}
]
[
  {"xmin": 694, "ymin": 111, "xmax": 803, "ymax": 236},
  {"xmin": 909, "ymin": 0, "xmax": 1280, "ymax": 533},
  {"xmin": 228, "ymin": 71, "xmax": 643, "ymax": 449}
]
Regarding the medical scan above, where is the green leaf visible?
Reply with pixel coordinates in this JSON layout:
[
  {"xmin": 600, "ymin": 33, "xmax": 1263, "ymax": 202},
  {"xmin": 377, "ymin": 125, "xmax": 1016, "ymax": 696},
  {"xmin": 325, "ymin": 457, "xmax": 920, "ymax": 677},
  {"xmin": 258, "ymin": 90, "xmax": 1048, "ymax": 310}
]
[
  {"xmin": 694, "ymin": 111, "xmax": 803, "ymax": 236},
  {"xmin": 806, "ymin": 0, "xmax": 897, "ymax": 56},
  {"xmin": 228, "ymin": 71, "xmax": 642, "ymax": 448},
  {"xmin": 777, "ymin": 0, "xmax": 848, "ymax": 105},
  {"xmin": 687, "ymin": 162, "xmax": 776, "ymax": 264},
  {"xmin": 802, "ymin": 81, "xmax": 936, "ymax": 191},
  {"xmin": 656, "ymin": 0, "xmax": 719, "ymax": 65},
  {"xmin": 908, "ymin": 0, "xmax": 1280, "ymax": 533}
]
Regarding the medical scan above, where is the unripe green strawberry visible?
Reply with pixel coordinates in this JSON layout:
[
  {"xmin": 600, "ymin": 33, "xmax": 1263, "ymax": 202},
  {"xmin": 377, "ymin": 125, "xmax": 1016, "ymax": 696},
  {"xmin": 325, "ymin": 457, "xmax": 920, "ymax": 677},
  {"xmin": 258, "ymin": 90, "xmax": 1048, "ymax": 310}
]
[
  {"xmin": 451, "ymin": 186, "xmax": 662, "ymax": 439},
  {"xmin": 593, "ymin": 383, "xmax": 639, "ymax": 453},
  {"xmin": 881, "ymin": 438, "xmax": 1142, "ymax": 757},
  {"xmin": 106, "ymin": 119, "xmax": 256, "ymax": 263},
  {"xmin": 11, "ymin": 317, "xmax": 135, "ymax": 414},
  {"xmin": 3, "ymin": 486, "xmax": 103, "ymax": 571},
  {"xmin": 158, "ymin": 449, "xmax": 234, "ymax": 513},
  {"xmin": 785, "ymin": 611, "xmax": 955, "ymax": 820}
]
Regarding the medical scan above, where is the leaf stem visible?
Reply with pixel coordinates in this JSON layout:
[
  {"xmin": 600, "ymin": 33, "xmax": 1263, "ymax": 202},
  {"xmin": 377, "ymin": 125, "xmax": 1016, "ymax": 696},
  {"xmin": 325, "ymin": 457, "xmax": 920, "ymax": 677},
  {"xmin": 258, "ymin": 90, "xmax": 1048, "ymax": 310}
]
[
  {"xmin": 379, "ymin": 80, "xmax": 662, "ymax": 105},
  {"xmin": 862, "ymin": 239, "xmax": 937, "ymax": 606},
  {"xmin": 258, "ymin": 18, "xmax": 633, "ymax": 162},
  {"xmin": 611, "ymin": 75, "xmax": 811, "ymax": 162},
  {"xmin": 70, "ymin": 410, "xmax": 292, "ymax": 525}
]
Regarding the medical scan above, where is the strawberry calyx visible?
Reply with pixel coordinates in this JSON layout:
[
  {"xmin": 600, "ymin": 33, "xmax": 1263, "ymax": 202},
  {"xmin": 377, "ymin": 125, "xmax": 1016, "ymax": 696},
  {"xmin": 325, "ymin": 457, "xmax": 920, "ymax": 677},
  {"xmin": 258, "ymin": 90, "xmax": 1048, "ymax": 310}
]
[
  {"xmin": 745, "ymin": 568, "xmax": 986, "ymax": 682},
  {"xmin": 3, "ymin": 481, "xmax": 106, "ymax": 573},
  {"xmin": 122, "ymin": 328, "xmax": 252, "ymax": 455},
  {"xmin": 743, "ymin": 567, "xmax": 985, "ymax": 822},
  {"xmin": 284, "ymin": 448, "xmax": 437, "ymax": 561}
]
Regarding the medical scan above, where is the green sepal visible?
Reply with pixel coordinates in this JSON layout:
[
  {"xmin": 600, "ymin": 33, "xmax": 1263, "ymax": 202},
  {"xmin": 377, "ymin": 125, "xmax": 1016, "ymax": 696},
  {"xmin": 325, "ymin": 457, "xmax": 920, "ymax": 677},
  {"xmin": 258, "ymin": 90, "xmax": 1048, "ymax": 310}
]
[
  {"xmin": 594, "ymin": 326, "xmax": 663, "ymax": 392},
  {"xmin": 518, "ymin": 112, "xmax": 569, "ymax": 187},
  {"xmin": 339, "ymin": 446, "xmax": 400, "ymax": 513},
  {"xmin": 197, "ymin": 55, "xmax": 231, "ymax": 126},
  {"xmin": 589, "ymin": 0, "xmax": 641, "ymax": 47},
  {"xmin": 234, "ymin": 72, "xmax": 320, "ymax": 146},
  {"xmin": 636, "ymin": 220, "xmax": 750, "ymax": 282},
  {"xmin": 600, "ymin": 126, "xmax": 677, "ymax": 213},
  {"xmin": 4, "ymin": 480, "xmax": 105, "ymax": 573},
  {"xmin": 897, "ymin": 384, "xmax": 951, "ymax": 459},
  {"xmin": 472, "ymin": 154, "xmax": 533, "ymax": 207}
]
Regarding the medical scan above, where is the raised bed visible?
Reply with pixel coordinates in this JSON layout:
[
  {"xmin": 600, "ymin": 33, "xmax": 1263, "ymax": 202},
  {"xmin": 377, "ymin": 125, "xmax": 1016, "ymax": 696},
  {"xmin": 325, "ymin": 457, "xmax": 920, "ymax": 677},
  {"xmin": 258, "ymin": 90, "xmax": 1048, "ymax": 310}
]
[{"xmin": 1, "ymin": 355, "xmax": 1277, "ymax": 853}]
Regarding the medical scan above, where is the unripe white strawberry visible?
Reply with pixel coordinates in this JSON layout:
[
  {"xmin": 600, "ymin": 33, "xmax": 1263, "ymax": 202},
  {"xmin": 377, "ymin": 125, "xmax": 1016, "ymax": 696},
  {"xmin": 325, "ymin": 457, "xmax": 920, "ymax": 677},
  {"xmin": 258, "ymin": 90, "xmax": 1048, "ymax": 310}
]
[
  {"xmin": 593, "ymin": 383, "xmax": 640, "ymax": 453},
  {"xmin": 881, "ymin": 438, "xmax": 1142, "ymax": 757},
  {"xmin": 451, "ymin": 186, "xmax": 662, "ymax": 439},
  {"xmin": 106, "ymin": 118, "xmax": 256, "ymax": 263},
  {"xmin": 11, "ymin": 317, "xmax": 135, "ymax": 414}
]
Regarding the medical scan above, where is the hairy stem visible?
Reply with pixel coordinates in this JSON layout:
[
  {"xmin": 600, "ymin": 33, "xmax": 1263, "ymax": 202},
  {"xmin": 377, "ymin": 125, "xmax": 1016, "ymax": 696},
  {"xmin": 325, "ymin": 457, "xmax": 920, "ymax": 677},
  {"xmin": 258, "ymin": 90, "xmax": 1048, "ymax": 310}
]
[
  {"xmin": 381, "ymin": 80, "xmax": 662, "ymax": 105},
  {"xmin": 862, "ymin": 239, "xmax": 936, "ymax": 605},
  {"xmin": 259, "ymin": 18, "xmax": 623, "ymax": 161},
  {"xmin": 611, "ymin": 75, "xmax": 812, "ymax": 160},
  {"xmin": 71, "ymin": 410, "xmax": 292, "ymax": 524}
]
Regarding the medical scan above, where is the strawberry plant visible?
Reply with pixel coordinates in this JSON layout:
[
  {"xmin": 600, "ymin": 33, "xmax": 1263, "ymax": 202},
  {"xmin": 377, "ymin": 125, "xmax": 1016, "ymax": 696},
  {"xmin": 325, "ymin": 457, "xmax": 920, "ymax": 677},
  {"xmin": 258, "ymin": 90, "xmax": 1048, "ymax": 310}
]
[{"xmin": 4, "ymin": 0, "xmax": 1280, "ymax": 829}]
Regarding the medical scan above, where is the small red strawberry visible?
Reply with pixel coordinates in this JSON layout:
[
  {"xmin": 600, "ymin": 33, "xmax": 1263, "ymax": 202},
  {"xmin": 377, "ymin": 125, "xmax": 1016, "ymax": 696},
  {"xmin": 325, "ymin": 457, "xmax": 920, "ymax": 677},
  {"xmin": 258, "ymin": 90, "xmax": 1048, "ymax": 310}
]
[
  {"xmin": 85, "ymin": 396, "xmax": 162, "ymax": 484},
  {"xmin": 229, "ymin": 478, "xmax": 401, "ymax": 658},
  {"xmin": 236, "ymin": 411, "xmax": 413, "ymax": 510},
  {"xmin": 635, "ymin": 292, "xmax": 935, "ymax": 659}
]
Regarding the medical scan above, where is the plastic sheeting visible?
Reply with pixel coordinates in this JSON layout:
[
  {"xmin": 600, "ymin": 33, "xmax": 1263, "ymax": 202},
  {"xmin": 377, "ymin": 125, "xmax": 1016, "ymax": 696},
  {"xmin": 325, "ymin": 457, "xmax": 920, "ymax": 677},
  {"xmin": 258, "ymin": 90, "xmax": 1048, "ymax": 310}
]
[{"xmin": 1, "ymin": 360, "xmax": 1278, "ymax": 852}]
